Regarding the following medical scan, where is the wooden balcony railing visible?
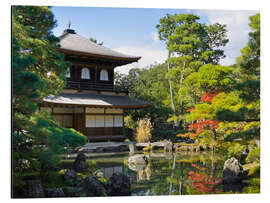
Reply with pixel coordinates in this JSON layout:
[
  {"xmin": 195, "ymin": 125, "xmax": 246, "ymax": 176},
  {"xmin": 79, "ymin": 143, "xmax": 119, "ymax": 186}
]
[{"xmin": 65, "ymin": 81, "xmax": 128, "ymax": 93}]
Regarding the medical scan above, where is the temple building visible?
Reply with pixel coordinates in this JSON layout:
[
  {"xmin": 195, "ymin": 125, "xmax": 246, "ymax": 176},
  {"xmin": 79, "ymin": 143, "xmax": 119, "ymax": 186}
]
[{"xmin": 40, "ymin": 28, "xmax": 151, "ymax": 142}]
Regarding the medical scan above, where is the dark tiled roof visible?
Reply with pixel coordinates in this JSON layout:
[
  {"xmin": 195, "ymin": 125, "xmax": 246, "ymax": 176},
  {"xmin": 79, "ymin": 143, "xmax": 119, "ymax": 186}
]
[
  {"xmin": 58, "ymin": 30, "xmax": 141, "ymax": 63},
  {"xmin": 43, "ymin": 92, "xmax": 151, "ymax": 109}
]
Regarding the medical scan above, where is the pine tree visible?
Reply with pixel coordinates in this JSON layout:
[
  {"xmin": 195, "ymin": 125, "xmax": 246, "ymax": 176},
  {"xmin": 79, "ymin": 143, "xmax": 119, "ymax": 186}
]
[{"xmin": 12, "ymin": 6, "xmax": 86, "ymax": 173}]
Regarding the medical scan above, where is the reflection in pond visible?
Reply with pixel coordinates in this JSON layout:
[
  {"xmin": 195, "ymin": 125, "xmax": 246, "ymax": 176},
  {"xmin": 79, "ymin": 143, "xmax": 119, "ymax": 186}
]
[
  {"xmin": 90, "ymin": 151, "xmax": 259, "ymax": 196},
  {"xmin": 135, "ymin": 163, "xmax": 151, "ymax": 182}
]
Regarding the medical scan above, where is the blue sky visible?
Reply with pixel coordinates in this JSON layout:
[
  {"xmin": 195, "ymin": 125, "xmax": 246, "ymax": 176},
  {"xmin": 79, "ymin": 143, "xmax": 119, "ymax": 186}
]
[{"xmin": 51, "ymin": 7, "xmax": 258, "ymax": 74}]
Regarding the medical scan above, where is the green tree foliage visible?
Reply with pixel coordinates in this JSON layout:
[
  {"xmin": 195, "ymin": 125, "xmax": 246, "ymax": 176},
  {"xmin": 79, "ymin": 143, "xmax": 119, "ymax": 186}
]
[
  {"xmin": 12, "ymin": 6, "xmax": 70, "ymax": 97},
  {"xmin": 235, "ymin": 13, "xmax": 260, "ymax": 111},
  {"xmin": 116, "ymin": 13, "xmax": 260, "ymax": 160},
  {"xmin": 236, "ymin": 13, "xmax": 260, "ymax": 80},
  {"xmin": 115, "ymin": 64, "xmax": 172, "ymax": 125},
  {"xmin": 156, "ymin": 14, "xmax": 229, "ymax": 126},
  {"xmin": 184, "ymin": 13, "xmax": 260, "ymax": 159},
  {"xmin": 12, "ymin": 6, "xmax": 86, "ymax": 172}
]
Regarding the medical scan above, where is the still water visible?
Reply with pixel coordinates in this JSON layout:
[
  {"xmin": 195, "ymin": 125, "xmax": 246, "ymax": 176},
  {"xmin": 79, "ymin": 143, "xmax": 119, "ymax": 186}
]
[{"xmin": 85, "ymin": 151, "xmax": 259, "ymax": 195}]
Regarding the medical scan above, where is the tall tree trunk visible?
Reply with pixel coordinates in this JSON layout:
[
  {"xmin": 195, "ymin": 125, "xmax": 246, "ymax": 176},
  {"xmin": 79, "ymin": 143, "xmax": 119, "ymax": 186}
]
[
  {"xmin": 178, "ymin": 60, "xmax": 186, "ymax": 128},
  {"xmin": 167, "ymin": 52, "xmax": 177, "ymax": 127},
  {"xmin": 211, "ymin": 129, "xmax": 217, "ymax": 151}
]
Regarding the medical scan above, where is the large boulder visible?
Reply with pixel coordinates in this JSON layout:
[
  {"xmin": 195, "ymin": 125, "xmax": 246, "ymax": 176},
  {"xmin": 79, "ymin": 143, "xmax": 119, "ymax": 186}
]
[
  {"xmin": 63, "ymin": 187, "xmax": 83, "ymax": 197},
  {"xmin": 73, "ymin": 152, "xmax": 88, "ymax": 172},
  {"xmin": 94, "ymin": 170, "xmax": 105, "ymax": 178},
  {"xmin": 222, "ymin": 157, "xmax": 243, "ymax": 184},
  {"xmin": 25, "ymin": 180, "xmax": 44, "ymax": 198},
  {"xmin": 83, "ymin": 175, "xmax": 106, "ymax": 197},
  {"xmin": 106, "ymin": 172, "xmax": 131, "ymax": 196},
  {"xmin": 128, "ymin": 162, "xmax": 146, "ymax": 172},
  {"xmin": 44, "ymin": 188, "xmax": 65, "ymax": 197},
  {"xmin": 128, "ymin": 154, "xmax": 149, "ymax": 165},
  {"xmin": 62, "ymin": 169, "xmax": 78, "ymax": 183}
]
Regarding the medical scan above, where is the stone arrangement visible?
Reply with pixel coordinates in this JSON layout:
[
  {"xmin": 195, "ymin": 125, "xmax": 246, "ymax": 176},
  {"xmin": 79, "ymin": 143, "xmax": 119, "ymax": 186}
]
[{"xmin": 21, "ymin": 152, "xmax": 131, "ymax": 198}]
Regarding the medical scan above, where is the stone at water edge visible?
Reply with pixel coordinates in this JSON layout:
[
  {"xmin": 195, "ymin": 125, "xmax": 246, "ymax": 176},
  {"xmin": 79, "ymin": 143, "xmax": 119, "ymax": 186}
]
[
  {"xmin": 128, "ymin": 162, "xmax": 147, "ymax": 172},
  {"xmin": 73, "ymin": 151, "xmax": 89, "ymax": 172},
  {"xmin": 107, "ymin": 172, "xmax": 131, "ymax": 196},
  {"xmin": 25, "ymin": 180, "xmax": 44, "ymax": 198},
  {"xmin": 83, "ymin": 175, "xmax": 106, "ymax": 197},
  {"xmin": 128, "ymin": 154, "xmax": 149, "ymax": 165},
  {"xmin": 94, "ymin": 170, "xmax": 105, "ymax": 178},
  {"xmin": 128, "ymin": 144, "xmax": 135, "ymax": 155},
  {"xmin": 62, "ymin": 169, "xmax": 78, "ymax": 183},
  {"xmin": 44, "ymin": 188, "xmax": 65, "ymax": 197},
  {"xmin": 222, "ymin": 157, "xmax": 243, "ymax": 184},
  {"xmin": 62, "ymin": 187, "xmax": 83, "ymax": 197}
]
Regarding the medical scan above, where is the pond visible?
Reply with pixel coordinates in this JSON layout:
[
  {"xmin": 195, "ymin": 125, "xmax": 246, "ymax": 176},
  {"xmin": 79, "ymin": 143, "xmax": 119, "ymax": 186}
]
[{"xmin": 61, "ymin": 151, "xmax": 260, "ymax": 195}]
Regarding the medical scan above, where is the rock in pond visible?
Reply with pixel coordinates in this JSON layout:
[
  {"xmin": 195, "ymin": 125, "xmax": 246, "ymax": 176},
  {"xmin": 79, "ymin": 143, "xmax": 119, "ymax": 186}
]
[
  {"xmin": 83, "ymin": 175, "xmax": 106, "ymax": 197},
  {"xmin": 63, "ymin": 187, "xmax": 83, "ymax": 197},
  {"xmin": 25, "ymin": 180, "xmax": 44, "ymax": 198},
  {"xmin": 44, "ymin": 188, "xmax": 65, "ymax": 197},
  {"xmin": 128, "ymin": 154, "xmax": 149, "ymax": 165},
  {"xmin": 62, "ymin": 169, "xmax": 78, "ymax": 183},
  {"xmin": 222, "ymin": 157, "xmax": 243, "ymax": 184},
  {"xmin": 94, "ymin": 170, "xmax": 105, "ymax": 178},
  {"xmin": 107, "ymin": 172, "xmax": 131, "ymax": 196},
  {"xmin": 73, "ymin": 152, "xmax": 88, "ymax": 172},
  {"xmin": 128, "ymin": 162, "xmax": 147, "ymax": 172}
]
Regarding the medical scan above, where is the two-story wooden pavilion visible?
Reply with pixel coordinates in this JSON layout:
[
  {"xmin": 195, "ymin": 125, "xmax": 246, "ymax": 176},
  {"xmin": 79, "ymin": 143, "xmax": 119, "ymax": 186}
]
[{"xmin": 40, "ymin": 28, "xmax": 151, "ymax": 142}]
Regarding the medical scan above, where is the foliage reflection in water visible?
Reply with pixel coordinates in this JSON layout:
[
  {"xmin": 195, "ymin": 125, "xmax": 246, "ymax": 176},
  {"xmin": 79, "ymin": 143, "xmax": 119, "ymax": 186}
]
[{"xmin": 90, "ymin": 151, "xmax": 259, "ymax": 196}]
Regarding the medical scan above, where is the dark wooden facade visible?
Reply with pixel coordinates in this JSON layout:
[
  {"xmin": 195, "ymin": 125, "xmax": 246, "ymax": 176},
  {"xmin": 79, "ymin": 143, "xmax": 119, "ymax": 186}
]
[{"xmin": 40, "ymin": 106, "xmax": 125, "ymax": 142}]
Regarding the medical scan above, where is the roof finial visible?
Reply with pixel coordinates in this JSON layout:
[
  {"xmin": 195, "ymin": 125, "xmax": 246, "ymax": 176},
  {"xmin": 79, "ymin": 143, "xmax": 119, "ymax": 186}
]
[{"xmin": 67, "ymin": 20, "xmax": 71, "ymax": 29}]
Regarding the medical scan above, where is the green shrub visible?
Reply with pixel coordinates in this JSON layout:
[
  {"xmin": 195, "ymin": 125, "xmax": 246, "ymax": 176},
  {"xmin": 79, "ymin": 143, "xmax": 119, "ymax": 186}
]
[
  {"xmin": 124, "ymin": 115, "xmax": 137, "ymax": 130},
  {"xmin": 227, "ymin": 142, "xmax": 246, "ymax": 159},
  {"xmin": 246, "ymin": 146, "xmax": 260, "ymax": 163}
]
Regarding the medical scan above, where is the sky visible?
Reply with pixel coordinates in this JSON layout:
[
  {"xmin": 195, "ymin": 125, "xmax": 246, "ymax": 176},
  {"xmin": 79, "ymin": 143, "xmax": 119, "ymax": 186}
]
[{"xmin": 51, "ymin": 7, "xmax": 258, "ymax": 74}]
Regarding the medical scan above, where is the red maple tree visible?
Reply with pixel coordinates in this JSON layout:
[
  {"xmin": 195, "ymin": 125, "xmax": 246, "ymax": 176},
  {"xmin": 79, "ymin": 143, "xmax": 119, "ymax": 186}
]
[
  {"xmin": 201, "ymin": 90, "xmax": 219, "ymax": 103},
  {"xmin": 186, "ymin": 90, "xmax": 219, "ymax": 140}
]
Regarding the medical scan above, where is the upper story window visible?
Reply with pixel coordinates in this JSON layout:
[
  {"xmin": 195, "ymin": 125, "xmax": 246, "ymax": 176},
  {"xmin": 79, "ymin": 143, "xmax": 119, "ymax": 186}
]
[
  {"xmin": 100, "ymin": 69, "xmax": 109, "ymax": 81},
  {"xmin": 81, "ymin": 67, "xmax": 90, "ymax": 79},
  {"xmin": 65, "ymin": 67, "xmax": 71, "ymax": 78}
]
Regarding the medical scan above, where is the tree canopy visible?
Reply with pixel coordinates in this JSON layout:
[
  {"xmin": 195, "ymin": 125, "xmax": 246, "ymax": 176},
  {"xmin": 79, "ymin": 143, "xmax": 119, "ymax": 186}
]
[
  {"xmin": 12, "ymin": 6, "xmax": 86, "ymax": 171},
  {"xmin": 155, "ymin": 13, "xmax": 229, "ymax": 126}
]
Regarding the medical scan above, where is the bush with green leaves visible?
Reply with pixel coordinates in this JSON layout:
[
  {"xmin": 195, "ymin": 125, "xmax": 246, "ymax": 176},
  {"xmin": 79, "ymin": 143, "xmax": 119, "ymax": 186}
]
[
  {"xmin": 12, "ymin": 6, "xmax": 87, "ymax": 174},
  {"xmin": 124, "ymin": 115, "xmax": 137, "ymax": 130},
  {"xmin": 226, "ymin": 142, "xmax": 246, "ymax": 159},
  {"xmin": 246, "ymin": 146, "xmax": 260, "ymax": 163}
]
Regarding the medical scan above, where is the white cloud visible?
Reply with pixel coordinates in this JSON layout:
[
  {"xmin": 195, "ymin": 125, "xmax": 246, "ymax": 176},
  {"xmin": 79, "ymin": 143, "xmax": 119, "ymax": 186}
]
[
  {"xmin": 151, "ymin": 32, "xmax": 160, "ymax": 43},
  {"xmin": 196, "ymin": 10, "xmax": 258, "ymax": 65},
  {"xmin": 113, "ymin": 46, "xmax": 168, "ymax": 74}
]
